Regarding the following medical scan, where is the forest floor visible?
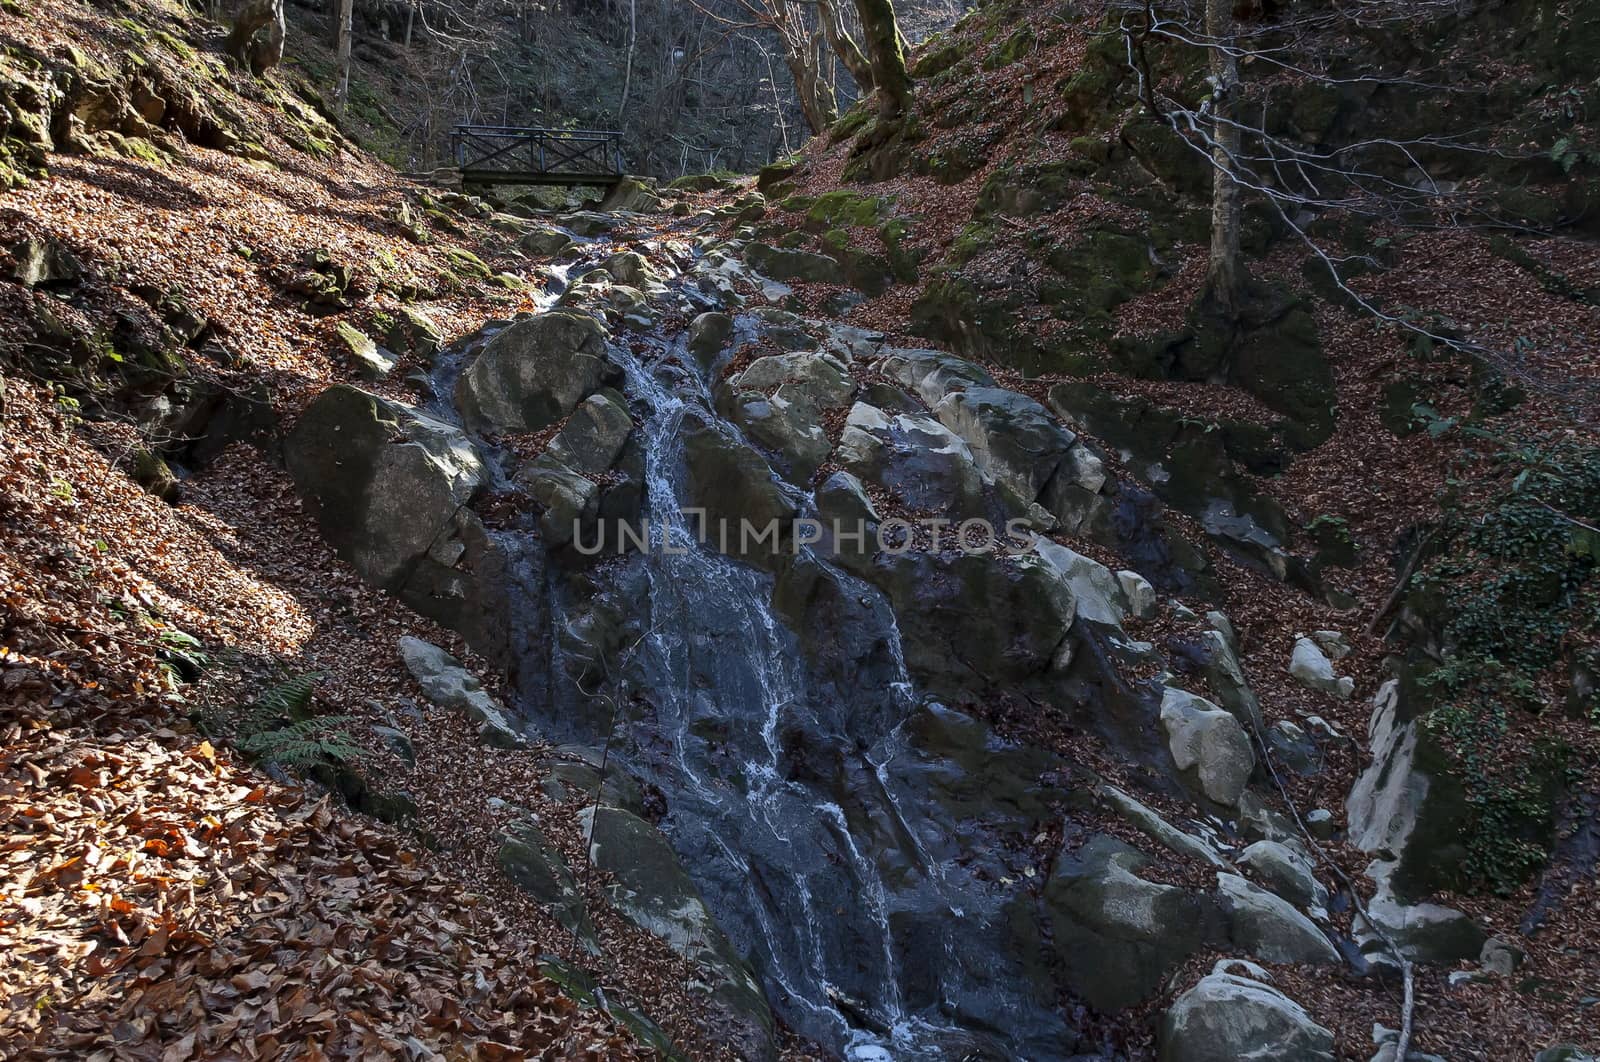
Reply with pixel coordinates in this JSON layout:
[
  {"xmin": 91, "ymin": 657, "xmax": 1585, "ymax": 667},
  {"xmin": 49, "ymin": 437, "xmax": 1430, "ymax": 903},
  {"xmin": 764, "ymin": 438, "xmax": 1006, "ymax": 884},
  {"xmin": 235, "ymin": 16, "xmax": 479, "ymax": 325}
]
[{"xmin": 3, "ymin": 0, "xmax": 1599, "ymax": 1059}]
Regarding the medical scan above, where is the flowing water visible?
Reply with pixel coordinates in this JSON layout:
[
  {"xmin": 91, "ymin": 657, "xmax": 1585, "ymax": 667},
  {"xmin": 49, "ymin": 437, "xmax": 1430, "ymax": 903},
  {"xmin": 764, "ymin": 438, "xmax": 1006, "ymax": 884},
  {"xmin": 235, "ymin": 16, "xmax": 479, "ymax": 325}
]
[{"xmin": 440, "ymin": 226, "xmax": 1091, "ymax": 1059}]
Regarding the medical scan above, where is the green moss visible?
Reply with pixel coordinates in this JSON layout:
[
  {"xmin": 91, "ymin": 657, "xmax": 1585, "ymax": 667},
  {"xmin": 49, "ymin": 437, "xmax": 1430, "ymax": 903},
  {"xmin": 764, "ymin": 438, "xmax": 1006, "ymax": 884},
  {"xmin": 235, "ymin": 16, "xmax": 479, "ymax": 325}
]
[
  {"xmin": 981, "ymin": 26, "xmax": 1035, "ymax": 70},
  {"xmin": 829, "ymin": 103, "xmax": 875, "ymax": 142},
  {"xmin": 805, "ymin": 189, "xmax": 889, "ymax": 229},
  {"xmin": 443, "ymin": 246, "xmax": 491, "ymax": 280}
]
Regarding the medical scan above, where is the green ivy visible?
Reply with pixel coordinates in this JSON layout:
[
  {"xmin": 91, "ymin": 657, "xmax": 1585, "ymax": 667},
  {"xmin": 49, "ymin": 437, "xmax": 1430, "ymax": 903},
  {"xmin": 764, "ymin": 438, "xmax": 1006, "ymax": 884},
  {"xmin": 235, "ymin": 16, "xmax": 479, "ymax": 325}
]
[{"xmin": 1408, "ymin": 428, "xmax": 1599, "ymax": 891}]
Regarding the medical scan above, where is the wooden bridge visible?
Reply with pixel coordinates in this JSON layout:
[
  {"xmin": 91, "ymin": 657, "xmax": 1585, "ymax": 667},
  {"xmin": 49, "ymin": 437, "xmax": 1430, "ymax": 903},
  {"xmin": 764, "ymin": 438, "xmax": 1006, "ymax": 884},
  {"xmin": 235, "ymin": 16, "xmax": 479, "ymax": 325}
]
[{"xmin": 450, "ymin": 125, "xmax": 626, "ymax": 187}]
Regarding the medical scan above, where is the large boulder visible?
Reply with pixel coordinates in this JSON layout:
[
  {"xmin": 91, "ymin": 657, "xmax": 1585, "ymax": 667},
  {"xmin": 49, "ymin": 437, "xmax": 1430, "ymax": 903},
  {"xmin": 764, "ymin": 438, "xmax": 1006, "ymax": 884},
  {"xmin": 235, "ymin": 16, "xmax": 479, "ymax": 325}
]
[
  {"xmin": 1045, "ymin": 835, "xmax": 1216, "ymax": 1011},
  {"xmin": 1290, "ymin": 635, "xmax": 1355, "ymax": 699},
  {"xmin": 455, "ymin": 311, "xmax": 614, "ymax": 432},
  {"xmin": 548, "ymin": 389, "xmax": 632, "ymax": 475},
  {"xmin": 497, "ymin": 819, "xmax": 598, "ymax": 950},
  {"xmin": 877, "ymin": 346, "xmax": 996, "ymax": 405},
  {"xmin": 1033, "ymin": 540, "xmax": 1129, "ymax": 626},
  {"xmin": 397, "ymin": 636, "xmax": 525, "ymax": 748},
  {"xmin": 1346, "ymin": 679, "xmax": 1472, "ymax": 900},
  {"xmin": 722, "ymin": 352, "xmax": 853, "ymax": 483},
  {"xmin": 933, "ymin": 386, "xmax": 1075, "ymax": 502},
  {"xmin": 679, "ymin": 411, "xmax": 798, "ymax": 564},
  {"xmin": 867, "ymin": 550, "xmax": 1076, "ymax": 702},
  {"xmin": 835, "ymin": 405, "xmax": 991, "ymax": 517},
  {"xmin": 1216, "ymin": 873, "xmax": 1339, "ymax": 964},
  {"xmin": 580, "ymin": 807, "xmax": 776, "ymax": 1060},
  {"xmin": 1159, "ymin": 960, "xmax": 1334, "ymax": 1062},
  {"xmin": 744, "ymin": 242, "xmax": 840, "ymax": 284},
  {"xmin": 1238, "ymin": 840, "xmax": 1326, "ymax": 909},
  {"xmin": 1160, "ymin": 687, "xmax": 1255, "ymax": 807},
  {"xmin": 285, "ymin": 385, "xmax": 484, "ymax": 590}
]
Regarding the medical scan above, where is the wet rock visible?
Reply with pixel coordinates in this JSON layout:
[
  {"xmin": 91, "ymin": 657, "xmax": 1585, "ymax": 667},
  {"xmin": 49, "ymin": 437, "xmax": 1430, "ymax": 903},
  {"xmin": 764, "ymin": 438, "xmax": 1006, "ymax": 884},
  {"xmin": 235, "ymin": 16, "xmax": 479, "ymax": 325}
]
[
  {"xmin": 726, "ymin": 390, "xmax": 832, "ymax": 483},
  {"xmin": 581, "ymin": 806, "xmax": 776, "ymax": 1060},
  {"xmin": 1159, "ymin": 959, "xmax": 1334, "ymax": 1062},
  {"xmin": 520, "ymin": 227, "xmax": 574, "ymax": 256},
  {"xmin": 868, "ymin": 550, "xmax": 1076, "ymax": 701},
  {"xmin": 1045, "ymin": 835, "xmax": 1216, "ymax": 1011},
  {"xmin": 1034, "ymin": 540, "xmax": 1128, "ymax": 626},
  {"xmin": 1160, "ymin": 687, "xmax": 1254, "ymax": 807},
  {"xmin": 516, "ymin": 453, "xmax": 599, "ymax": 547},
  {"xmin": 1217, "ymin": 874, "xmax": 1338, "ymax": 963},
  {"xmin": 498, "ymin": 818, "xmax": 598, "ymax": 950},
  {"xmin": 680, "ymin": 411, "xmax": 798, "ymax": 564},
  {"xmin": 687, "ymin": 311, "xmax": 734, "ymax": 366},
  {"xmin": 549, "ymin": 389, "xmax": 632, "ymax": 475},
  {"xmin": 285, "ymin": 385, "xmax": 484, "ymax": 590},
  {"xmin": 1239, "ymin": 840, "xmax": 1326, "ymax": 909},
  {"xmin": 1290, "ymin": 635, "xmax": 1355, "ymax": 699},
  {"xmin": 455, "ymin": 311, "xmax": 614, "ymax": 432},
  {"xmin": 397, "ymin": 636, "xmax": 526, "ymax": 748}
]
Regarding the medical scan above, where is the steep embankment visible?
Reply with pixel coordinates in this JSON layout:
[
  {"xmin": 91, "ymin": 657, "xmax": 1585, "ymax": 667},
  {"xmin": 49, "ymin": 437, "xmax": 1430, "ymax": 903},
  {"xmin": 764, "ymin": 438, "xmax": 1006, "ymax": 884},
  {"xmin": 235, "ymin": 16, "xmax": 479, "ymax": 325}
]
[
  {"xmin": 0, "ymin": 1, "xmax": 760, "ymax": 1057},
  {"xmin": 4, "ymin": 0, "xmax": 1600, "ymax": 1059}
]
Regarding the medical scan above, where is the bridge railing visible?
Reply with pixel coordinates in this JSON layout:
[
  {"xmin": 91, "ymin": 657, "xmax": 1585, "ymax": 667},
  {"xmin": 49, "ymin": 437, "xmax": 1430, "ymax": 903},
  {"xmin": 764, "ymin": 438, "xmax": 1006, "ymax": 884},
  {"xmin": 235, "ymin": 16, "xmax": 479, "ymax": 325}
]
[{"xmin": 450, "ymin": 125, "xmax": 625, "ymax": 185}]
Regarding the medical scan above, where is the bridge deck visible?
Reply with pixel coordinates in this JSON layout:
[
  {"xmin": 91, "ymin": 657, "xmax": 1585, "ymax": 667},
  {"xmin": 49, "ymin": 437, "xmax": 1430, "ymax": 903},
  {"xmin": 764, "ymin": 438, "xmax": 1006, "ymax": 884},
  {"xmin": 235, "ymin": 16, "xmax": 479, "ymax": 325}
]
[{"xmin": 451, "ymin": 124, "xmax": 625, "ymax": 187}]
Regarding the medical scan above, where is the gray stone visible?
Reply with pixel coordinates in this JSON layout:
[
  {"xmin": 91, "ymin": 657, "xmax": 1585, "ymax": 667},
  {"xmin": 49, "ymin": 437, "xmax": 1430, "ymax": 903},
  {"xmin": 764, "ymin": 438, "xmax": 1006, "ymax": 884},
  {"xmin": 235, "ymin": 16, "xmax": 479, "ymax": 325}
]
[
  {"xmin": 285, "ymin": 386, "xmax": 485, "ymax": 591},
  {"xmin": 371, "ymin": 724, "xmax": 415, "ymax": 765},
  {"xmin": 581, "ymin": 806, "xmax": 776, "ymax": 1059},
  {"xmin": 1118, "ymin": 570, "xmax": 1158, "ymax": 620},
  {"xmin": 1290, "ymin": 635, "xmax": 1354, "ymax": 699},
  {"xmin": 933, "ymin": 386, "xmax": 1075, "ymax": 502},
  {"xmin": 516, "ymin": 453, "xmax": 598, "ymax": 547},
  {"xmin": 498, "ymin": 819, "xmax": 598, "ymax": 950},
  {"xmin": 680, "ymin": 412, "xmax": 797, "ymax": 565},
  {"xmin": 1161, "ymin": 687, "xmax": 1255, "ymax": 807},
  {"xmin": 1035, "ymin": 540, "xmax": 1128, "ymax": 627},
  {"xmin": 1358, "ymin": 881, "xmax": 1486, "ymax": 965},
  {"xmin": 1305, "ymin": 809, "xmax": 1337, "ymax": 839},
  {"xmin": 336, "ymin": 323, "xmax": 396, "ymax": 380},
  {"xmin": 836, "ymin": 408, "xmax": 989, "ymax": 518},
  {"xmin": 11, "ymin": 237, "xmax": 83, "ymax": 287},
  {"xmin": 1159, "ymin": 960, "xmax": 1334, "ymax": 1062},
  {"xmin": 1369, "ymin": 1024, "xmax": 1447, "ymax": 1062},
  {"xmin": 455, "ymin": 311, "xmax": 613, "ymax": 432},
  {"xmin": 1312, "ymin": 629, "xmax": 1353, "ymax": 660},
  {"xmin": 877, "ymin": 346, "xmax": 996, "ymax": 405},
  {"xmin": 1201, "ymin": 629, "xmax": 1265, "ymax": 733},
  {"xmin": 1103, "ymin": 785, "xmax": 1228, "ymax": 868},
  {"xmin": 1267, "ymin": 720, "xmax": 1322, "ymax": 776},
  {"xmin": 1347, "ymin": 680, "xmax": 1472, "ymax": 900},
  {"xmin": 687, "ymin": 311, "xmax": 734, "ymax": 365},
  {"xmin": 1479, "ymin": 936, "xmax": 1523, "ymax": 977},
  {"xmin": 1239, "ymin": 840, "xmax": 1326, "ymax": 909},
  {"xmin": 549, "ymin": 390, "xmax": 633, "ymax": 475},
  {"xmin": 1217, "ymin": 874, "xmax": 1339, "ymax": 964},
  {"xmin": 520, "ymin": 227, "xmax": 574, "ymax": 256},
  {"xmin": 733, "ymin": 350, "xmax": 854, "ymax": 409},
  {"xmin": 744, "ymin": 242, "xmax": 840, "ymax": 284},
  {"xmin": 397, "ymin": 636, "xmax": 526, "ymax": 748},
  {"xmin": 1046, "ymin": 835, "xmax": 1215, "ymax": 1011}
]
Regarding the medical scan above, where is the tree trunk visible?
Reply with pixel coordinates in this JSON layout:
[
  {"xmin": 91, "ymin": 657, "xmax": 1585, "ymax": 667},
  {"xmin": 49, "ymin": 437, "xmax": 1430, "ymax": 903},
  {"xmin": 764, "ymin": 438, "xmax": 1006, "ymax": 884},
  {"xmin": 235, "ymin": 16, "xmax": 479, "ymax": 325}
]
[
  {"xmin": 618, "ymin": 0, "xmax": 637, "ymax": 120},
  {"xmin": 854, "ymin": 0, "xmax": 911, "ymax": 118},
  {"xmin": 227, "ymin": 0, "xmax": 285, "ymax": 76},
  {"xmin": 1203, "ymin": 0, "xmax": 1243, "ymax": 313},
  {"xmin": 817, "ymin": 0, "xmax": 874, "ymax": 94},
  {"xmin": 334, "ymin": 0, "xmax": 354, "ymax": 118}
]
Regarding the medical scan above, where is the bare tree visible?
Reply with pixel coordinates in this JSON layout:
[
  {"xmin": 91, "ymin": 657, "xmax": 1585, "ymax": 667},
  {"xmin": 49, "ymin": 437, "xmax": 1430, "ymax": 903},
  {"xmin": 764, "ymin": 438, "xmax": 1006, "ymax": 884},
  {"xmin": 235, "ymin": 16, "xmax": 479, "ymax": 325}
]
[
  {"xmin": 334, "ymin": 0, "xmax": 354, "ymax": 117},
  {"xmin": 1201, "ymin": 0, "xmax": 1241, "ymax": 312},
  {"xmin": 817, "ymin": 0, "xmax": 874, "ymax": 95},
  {"xmin": 854, "ymin": 0, "xmax": 911, "ymax": 118}
]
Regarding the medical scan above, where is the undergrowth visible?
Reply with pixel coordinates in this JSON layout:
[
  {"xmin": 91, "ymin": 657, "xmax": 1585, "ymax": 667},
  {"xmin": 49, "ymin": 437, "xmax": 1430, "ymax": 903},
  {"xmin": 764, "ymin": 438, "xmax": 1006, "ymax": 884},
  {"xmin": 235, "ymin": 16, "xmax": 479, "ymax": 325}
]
[{"xmin": 1409, "ymin": 418, "xmax": 1600, "ymax": 892}]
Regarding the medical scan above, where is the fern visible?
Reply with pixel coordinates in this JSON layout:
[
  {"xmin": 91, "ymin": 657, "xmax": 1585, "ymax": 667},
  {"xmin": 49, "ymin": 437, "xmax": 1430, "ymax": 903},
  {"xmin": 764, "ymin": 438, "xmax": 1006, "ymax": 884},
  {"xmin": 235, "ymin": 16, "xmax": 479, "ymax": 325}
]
[{"xmin": 237, "ymin": 715, "xmax": 364, "ymax": 769}]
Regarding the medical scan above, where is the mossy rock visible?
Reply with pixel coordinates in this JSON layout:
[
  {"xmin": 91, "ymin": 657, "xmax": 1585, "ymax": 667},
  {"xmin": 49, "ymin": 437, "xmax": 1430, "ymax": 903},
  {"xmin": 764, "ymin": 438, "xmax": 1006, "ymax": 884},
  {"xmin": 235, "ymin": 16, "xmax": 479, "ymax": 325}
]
[
  {"xmin": 667, "ymin": 172, "xmax": 736, "ymax": 193},
  {"xmin": 976, "ymin": 159, "xmax": 1094, "ymax": 217},
  {"xmin": 804, "ymin": 189, "xmax": 888, "ymax": 230},
  {"xmin": 442, "ymin": 245, "xmax": 491, "ymax": 279},
  {"xmin": 911, "ymin": 39, "xmax": 963, "ymax": 79},
  {"xmin": 981, "ymin": 25, "xmax": 1035, "ymax": 70},
  {"xmin": 828, "ymin": 102, "xmax": 874, "ymax": 142}
]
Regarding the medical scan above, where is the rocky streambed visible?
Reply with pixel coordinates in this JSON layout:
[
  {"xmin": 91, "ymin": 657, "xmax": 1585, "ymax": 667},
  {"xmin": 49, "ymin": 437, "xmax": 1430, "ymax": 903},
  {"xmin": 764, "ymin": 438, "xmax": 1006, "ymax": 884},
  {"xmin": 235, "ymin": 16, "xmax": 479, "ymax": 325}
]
[{"xmin": 278, "ymin": 201, "xmax": 1495, "ymax": 1061}]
